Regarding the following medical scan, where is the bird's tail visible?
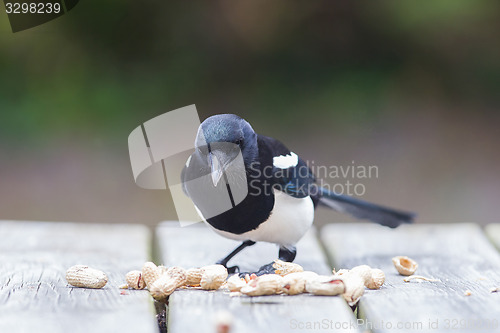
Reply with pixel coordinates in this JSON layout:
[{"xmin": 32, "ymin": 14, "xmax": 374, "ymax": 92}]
[{"xmin": 317, "ymin": 187, "xmax": 415, "ymax": 228}]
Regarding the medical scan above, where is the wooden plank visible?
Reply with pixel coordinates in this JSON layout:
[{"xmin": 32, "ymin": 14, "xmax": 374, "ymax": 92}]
[
  {"xmin": 321, "ymin": 223, "xmax": 500, "ymax": 333},
  {"xmin": 0, "ymin": 220, "xmax": 158, "ymax": 333},
  {"xmin": 156, "ymin": 221, "xmax": 360, "ymax": 333},
  {"xmin": 485, "ymin": 224, "xmax": 500, "ymax": 251}
]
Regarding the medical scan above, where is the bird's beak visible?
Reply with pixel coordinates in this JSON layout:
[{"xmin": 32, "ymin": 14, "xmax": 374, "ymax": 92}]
[{"xmin": 209, "ymin": 151, "xmax": 224, "ymax": 187}]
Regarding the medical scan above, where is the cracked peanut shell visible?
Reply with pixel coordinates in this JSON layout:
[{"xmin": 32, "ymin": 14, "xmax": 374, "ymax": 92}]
[
  {"xmin": 305, "ymin": 275, "xmax": 345, "ymax": 296},
  {"xmin": 342, "ymin": 274, "xmax": 365, "ymax": 306},
  {"xmin": 282, "ymin": 271, "xmax": 319, "ymax": 295},
  {"xmin": 272, "ymin": 260, "xmax": 304, "ymax": 276},
  {"xmin": 366, "ymin": 269, "xmax": 385, "ymax": 290},
  {"xmin": 125, "ymin": 270, "xmax": 146, "ymax": 290},
  {"xmin": 226, "ymin": 274, "xmax": 247, "ymax": 292},
  {"xmin": 392, "ymin": 256, "xmax": 418, "ymax": 276},
  {"xmin": 240, "ymin": 274, "xmax": 284, "ymax": 296}
]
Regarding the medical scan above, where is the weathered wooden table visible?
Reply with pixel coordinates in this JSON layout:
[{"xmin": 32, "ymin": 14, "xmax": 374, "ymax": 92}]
[{"xmin": 1, "ymin": 220, "xmax": 500, "ymax": 333}]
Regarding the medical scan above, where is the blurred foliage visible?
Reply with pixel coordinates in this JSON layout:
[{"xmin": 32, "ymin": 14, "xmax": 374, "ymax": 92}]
[
  {"xmin": 0, "ymin": 0, "xmax": 499, "ymax": 145},
  {"xmin": 1, "ymin": 1, "xmax": 500, "ymax": 225}
]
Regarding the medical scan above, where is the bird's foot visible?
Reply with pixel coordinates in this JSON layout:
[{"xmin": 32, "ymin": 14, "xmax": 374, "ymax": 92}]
[
  {"xmin": 237, "ymin": 262, "xmax": 276, "ymax": 278},
  {"xmin": 225, "ymin": 265, "xmax": 240, "ymax": 274},
  {"xmin": 255, "ymin": 262, "xmax": 276, "ymax": 276}
]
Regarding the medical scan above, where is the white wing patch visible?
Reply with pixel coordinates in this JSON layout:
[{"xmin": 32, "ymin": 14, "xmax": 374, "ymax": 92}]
[
  {"xmin": 185, "ymin": 155, "xmax": 192, "ymax": 168},
  {"xmin": 273, "ymin": 152, "xmax": 298, "ymax": 169}
]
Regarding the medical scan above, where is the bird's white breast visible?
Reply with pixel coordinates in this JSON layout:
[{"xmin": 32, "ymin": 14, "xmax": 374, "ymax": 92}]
[{"xmin": 200, "ymin": 190, "xmax": 314, "ymax": 247}]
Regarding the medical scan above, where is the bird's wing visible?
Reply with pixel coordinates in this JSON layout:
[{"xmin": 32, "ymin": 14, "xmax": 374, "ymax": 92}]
[{"xmin": 257, "ymin": 135, "xmax": 316, "ymax": 199}]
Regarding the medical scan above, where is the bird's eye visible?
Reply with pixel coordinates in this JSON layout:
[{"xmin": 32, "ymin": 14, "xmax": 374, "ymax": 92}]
[{"xmin": 235, "ymin": 139, "xmax": 243, "ymax": 146}]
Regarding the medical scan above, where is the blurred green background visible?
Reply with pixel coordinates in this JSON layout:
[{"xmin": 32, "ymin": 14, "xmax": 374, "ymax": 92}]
[{"xmin": 1, "ymin": 1, "xmax": 499, "ymax": 227}]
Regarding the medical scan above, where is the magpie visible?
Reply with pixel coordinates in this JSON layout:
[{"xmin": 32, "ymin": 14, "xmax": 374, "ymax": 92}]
[{"xmin": 181, "ymin": 114, "xmax": 415, "ymax": 275}]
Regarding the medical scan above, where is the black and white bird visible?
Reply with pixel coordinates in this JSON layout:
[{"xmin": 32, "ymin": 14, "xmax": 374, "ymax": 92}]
[{"xmin": 182, "ymin": 114, "xmax": 414, "ymax": 275}]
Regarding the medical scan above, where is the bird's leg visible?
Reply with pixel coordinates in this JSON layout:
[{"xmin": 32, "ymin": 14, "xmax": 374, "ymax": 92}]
[
  {"xmin": 216, "ymin": 240, "xmax": 256, "ymax": 274},
  {"xmin": 278, "ymin": 245, "xmax": 297, "ymax": 262},
  {"xmin": 246, "ymin": 246, "xmax": 298, "ymax": 277}
]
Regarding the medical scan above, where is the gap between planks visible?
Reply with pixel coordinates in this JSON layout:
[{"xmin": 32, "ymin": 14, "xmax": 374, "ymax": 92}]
[
  {"xmin": 0, "ymin": 220, "xmax": 158, "ymax": 333},
  {"xmin": 156, "ymin": 221, "xmax": 360, "ymax": 333},
  {"xmin": 321, "ymin": 223, "xmax": 500, "ymax": 333}
]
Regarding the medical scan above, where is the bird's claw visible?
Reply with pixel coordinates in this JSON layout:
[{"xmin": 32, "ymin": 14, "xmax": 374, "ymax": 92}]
[
  {"xmin": 238, "ymin": 271, "xmax": 250, "ymax": 278},
  {"xmin": 226, "ymin": 265, "xmax": 240, "ymax": 274},
  {"xmin": 255, "ymin": 262, "xmax": 276, "ymax": 276},
  {"xmin": 216, "ymin": 260, "xmax": 240, "ymax": 274},
  {"xmin": 237, "ymin": 262, "xmax": 276, "ymax": 278}
]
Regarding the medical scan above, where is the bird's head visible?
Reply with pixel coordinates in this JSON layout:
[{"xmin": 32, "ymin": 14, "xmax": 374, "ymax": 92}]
[{"xmin": 195, "ymin": 114, "xmax": 258, "ymax": 186}]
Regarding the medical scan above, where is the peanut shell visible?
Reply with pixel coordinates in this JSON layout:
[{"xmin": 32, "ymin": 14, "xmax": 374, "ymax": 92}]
[
  {"xmin": 148, "ymin": 274, "xmax": 178, "ymax": 301},
  {"xmin": 226, "ymin": 274, "xmax": 247, "ymax": 292},
  {"xmin": 366, "ymin": 269, "xmax": 385, "ymax": 290},
  {"xmin": 305, "ymin": 275, "xmax": 345, "ymax": 296},
  {"xmin": 66, "ymin": 265, "xmax": 108, "ymax": 289},
  {"xmin": 272, "ymin": 260, "xmax": 304, "ymax": 276},
  {"xmin": 142, "ymin": 262, "xmax": 161, "ymax": 287},
  {"xmin": 166, "ymin": 266, "xmax": 187, "ymax": 288},
  {"xmin": 125, "ymin": 270, "xmax": 146, "ymax": 290},
  {"xmin": 186, "ymin": 268, "xmax": 203, "ymax": 286},
  {"xmin": 392, "ymin": 256, "xmax": 418, "ymax": 276},
  {"xmin": 342, "ymin": 274, "xmax": 365, "ymax": 306},
  {"xmin": 282, "ymin": 271, "xmax": 318, "ymax": 295},
  {"xmin": 200, "ymin": 265, "xmax": 228, "ymax": 290},
  {"xmin": 240, "ymin": 274, "xmax": 284, "ymax": 296}
]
